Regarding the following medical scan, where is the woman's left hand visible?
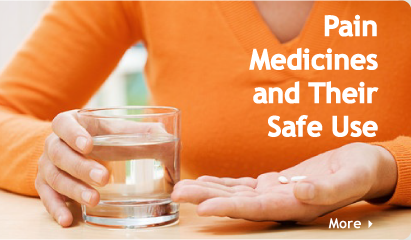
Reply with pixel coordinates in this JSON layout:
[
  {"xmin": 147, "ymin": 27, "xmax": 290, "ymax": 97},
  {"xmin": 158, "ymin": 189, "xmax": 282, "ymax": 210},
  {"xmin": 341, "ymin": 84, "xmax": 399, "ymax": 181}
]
[{"xmin": 171, "ymin": 143, "xmax": 397, "ymax": 222}]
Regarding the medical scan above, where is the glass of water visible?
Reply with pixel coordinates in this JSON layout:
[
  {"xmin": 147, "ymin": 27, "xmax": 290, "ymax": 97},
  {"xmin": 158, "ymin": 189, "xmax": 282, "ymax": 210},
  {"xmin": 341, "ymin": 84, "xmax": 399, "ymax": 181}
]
[{"xmin": 77, "ymin": 106, "xmax": 181, "ymax": 228}]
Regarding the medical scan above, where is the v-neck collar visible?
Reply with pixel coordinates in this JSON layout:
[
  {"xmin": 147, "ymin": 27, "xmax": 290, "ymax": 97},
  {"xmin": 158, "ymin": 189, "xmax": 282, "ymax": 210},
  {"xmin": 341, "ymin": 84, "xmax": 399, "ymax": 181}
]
[{"xmin": 216, "ymin": 1, "xmax": 348, "ymax": 82}]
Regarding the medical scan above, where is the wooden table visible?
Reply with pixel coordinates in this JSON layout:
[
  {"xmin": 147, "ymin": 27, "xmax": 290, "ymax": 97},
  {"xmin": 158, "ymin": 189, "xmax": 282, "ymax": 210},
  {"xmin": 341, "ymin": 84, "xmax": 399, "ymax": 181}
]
[{"xmin": 0, "ymin": 190, "xmax": 410, "ymax": 239}]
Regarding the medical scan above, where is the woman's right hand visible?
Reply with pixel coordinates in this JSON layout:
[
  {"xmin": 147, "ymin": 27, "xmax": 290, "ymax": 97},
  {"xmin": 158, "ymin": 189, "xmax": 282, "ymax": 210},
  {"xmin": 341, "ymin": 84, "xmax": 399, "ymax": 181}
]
[{"xmin": 35, "ymin": 110, "xmax": 110, "ymax": 227}]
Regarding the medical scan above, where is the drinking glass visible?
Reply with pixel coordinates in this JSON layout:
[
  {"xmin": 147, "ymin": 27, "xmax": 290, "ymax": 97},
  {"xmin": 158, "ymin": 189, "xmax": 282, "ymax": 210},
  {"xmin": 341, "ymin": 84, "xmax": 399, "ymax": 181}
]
[{"xmin": 77, "ymin": 106, "xmax": 181, "ymax": 228}]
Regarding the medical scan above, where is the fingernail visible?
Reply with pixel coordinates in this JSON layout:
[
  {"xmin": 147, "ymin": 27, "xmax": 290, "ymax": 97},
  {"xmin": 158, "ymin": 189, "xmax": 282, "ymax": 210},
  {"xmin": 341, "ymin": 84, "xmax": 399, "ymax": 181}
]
[
  {"xmin": 297, "ymin": 183, "xmax": 315, "ymax": 200},
  {"xmin": 81, "ymin": 190, "xmax": 93, "ymax": 203},
  {"xmin": 90, "ymin": 169, "xmax": 104, "ymax": 184},
  {"xmin": 76, "ymin": 137, "xmax": 88, "ymax": 151},
  {"xmin": 58, "ymin": 216, "xmax": 63, "ymax": 225}
]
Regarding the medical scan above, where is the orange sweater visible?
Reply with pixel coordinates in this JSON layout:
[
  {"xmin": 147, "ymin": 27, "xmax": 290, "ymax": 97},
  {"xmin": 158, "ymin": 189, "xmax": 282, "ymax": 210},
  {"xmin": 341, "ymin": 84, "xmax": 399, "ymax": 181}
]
[{"xmin": 0, "ymin": 1, "xmax": 410, "ymax": 206}]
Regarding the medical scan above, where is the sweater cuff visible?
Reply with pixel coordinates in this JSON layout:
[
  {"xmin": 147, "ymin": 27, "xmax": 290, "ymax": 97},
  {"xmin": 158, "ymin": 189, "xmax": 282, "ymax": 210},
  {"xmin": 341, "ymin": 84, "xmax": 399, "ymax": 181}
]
[
  {"xmin": 25, "ymin": 124, "xmax": 52, "ymax": 197},
  {"xmin": 371, "ymin": 136, "xmax": 411, "ymax": 206}
]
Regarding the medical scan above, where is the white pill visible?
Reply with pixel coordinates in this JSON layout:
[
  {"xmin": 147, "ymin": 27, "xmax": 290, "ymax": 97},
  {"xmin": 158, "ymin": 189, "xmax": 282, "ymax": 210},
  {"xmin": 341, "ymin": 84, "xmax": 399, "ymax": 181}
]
[
  {"xmin": 278, "ymin": 176, "xmax": 289, "ymax": 184},
  {"xmin": 291, "ymin": 176, "xmax": 307, "ymax": 182}
]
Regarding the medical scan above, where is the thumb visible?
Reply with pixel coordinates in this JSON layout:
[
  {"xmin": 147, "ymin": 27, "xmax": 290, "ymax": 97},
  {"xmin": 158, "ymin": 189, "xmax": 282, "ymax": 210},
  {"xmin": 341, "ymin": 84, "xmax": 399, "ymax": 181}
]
[{"xmin": 293, "ymin": 169, "xmax": 370, "ymax": 205}]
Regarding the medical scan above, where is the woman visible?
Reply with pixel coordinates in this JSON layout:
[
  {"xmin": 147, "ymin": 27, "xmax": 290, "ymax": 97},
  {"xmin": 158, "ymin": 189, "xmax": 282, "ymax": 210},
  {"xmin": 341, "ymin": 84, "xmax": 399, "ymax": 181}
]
[{"xmin": 0, "ymin": 1, "xmax": 410, "ymax": 227}]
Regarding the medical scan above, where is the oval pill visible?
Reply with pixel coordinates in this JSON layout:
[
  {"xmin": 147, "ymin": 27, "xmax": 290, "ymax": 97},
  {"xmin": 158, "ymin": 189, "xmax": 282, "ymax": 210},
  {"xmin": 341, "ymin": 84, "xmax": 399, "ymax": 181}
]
[
  {"xmin": 278, "ymin": 176, "xmax": 289, "ymax": 184},
  {"xmin": 291, "ymin": 176, "xmax": 307, "ymax": 182}
]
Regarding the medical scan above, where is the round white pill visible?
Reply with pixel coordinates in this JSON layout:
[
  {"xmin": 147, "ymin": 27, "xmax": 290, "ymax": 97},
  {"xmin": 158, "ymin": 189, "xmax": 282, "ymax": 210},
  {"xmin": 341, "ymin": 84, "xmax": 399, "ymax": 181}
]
[
  {"xmin": 291, "ymin": 176, "xmax": 307, "ymax": 182},
  {"xmin": 278, "ymin": 176, "xmax": 289, "ymax": 184}
]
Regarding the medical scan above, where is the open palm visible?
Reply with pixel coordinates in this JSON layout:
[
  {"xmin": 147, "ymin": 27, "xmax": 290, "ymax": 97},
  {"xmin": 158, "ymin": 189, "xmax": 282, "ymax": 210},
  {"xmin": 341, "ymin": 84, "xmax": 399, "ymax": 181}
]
[{"xmin": 171, "ymin": 143, "xmax": 396, "ymax": 222}]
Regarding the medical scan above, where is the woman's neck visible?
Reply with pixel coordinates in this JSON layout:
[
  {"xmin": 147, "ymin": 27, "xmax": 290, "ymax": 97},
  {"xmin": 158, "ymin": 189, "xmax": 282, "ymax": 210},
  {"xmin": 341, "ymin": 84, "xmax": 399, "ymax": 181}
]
[{"xmin": 253, "ymin": 1, "xmax": 315, "ymax": 44}]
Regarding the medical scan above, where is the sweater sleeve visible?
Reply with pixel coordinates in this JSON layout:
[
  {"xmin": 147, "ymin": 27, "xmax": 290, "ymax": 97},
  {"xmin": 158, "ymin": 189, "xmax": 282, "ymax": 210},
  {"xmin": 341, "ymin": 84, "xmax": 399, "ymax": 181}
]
[
  {"xmin": 372, "ymin": 136, "xmax": 411, "ymax": 206},
  {"xmin": 0, "ymin": 1, "xmax": 142, "ymax": 196}
]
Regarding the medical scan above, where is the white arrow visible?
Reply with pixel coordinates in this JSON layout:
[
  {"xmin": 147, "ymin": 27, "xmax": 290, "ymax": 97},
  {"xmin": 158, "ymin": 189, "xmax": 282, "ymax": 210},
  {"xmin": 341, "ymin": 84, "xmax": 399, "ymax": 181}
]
[{"xmin": 368, "ymin": 220, "xmax": 373, "ymax": 228}]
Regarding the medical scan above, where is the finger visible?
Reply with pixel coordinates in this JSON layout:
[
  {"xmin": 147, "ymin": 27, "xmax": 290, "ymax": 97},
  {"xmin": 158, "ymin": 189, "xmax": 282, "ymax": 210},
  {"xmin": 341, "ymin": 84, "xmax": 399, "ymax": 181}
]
[
  {"xmin": 175, "ymin": 179, "xmax": 254, "ymax": 193},
  {"xmin": 197, "ymin": 196, "xmax": 270, "ymax": 221},
  {"xmin": 52, "ymin": 111, "xmax": 93, "ymax": 154},
  {"xmin": 35, "ymin": 177, "xmax": 73, "ymax": 227},
  {"xmin": 197, "ymin": 176, "xmax": 257, "ymax": 188},
  {"xmin": 39, "ymin": 157, "xmax": 100, "ymax": 207},
  {"xmin": 172, "ymin": 184, "xmax": 232, "ymax": 204},
  {"xmin": 100, "ymin": 121, "xmax": 169, "ymax": 135},
  {"xmin": 80, "ymin": 116, "xmax": 169, "ymax": 136},
  {"xmin": 46, "ymin": 137, "xmax": 109, "ymax": 187},
  {"xmin": 293, "ymin": 167, "xmax": 370, "ymax": 205},
  {"xmin": 199, "ymin": 195, "xmax": 332, "ymax": 222}
]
